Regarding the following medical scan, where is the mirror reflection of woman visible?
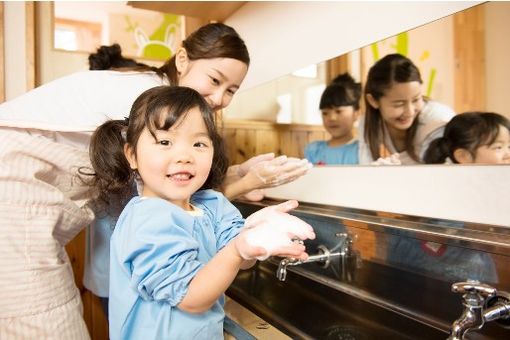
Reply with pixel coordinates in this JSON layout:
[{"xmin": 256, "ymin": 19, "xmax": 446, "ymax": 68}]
[{"xmin": 358, "ymin": 53, "xmax": 455, "ymax": 164}]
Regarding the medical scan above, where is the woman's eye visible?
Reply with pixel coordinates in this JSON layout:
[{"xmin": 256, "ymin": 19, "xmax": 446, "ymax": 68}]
[
  {"xmin": 159, "ymin": 140, "xmax": 171, "ymax": 146},
  {"xmin": 210, "ymin": 77, "xmax": 220, "ymax": 85}
]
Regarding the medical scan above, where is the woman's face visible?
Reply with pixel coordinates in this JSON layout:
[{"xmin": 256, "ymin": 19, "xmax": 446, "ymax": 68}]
[
  {"xmin": 472, "ymin": 125, "xmax": 510, "ymax": 164},
  {"xmin": 369, "ymin": 81, "xmax": 424, "ymax": 131},
  {"xmin": 177, "ymin": 52, "xmax": 248, "ymax": 112}
]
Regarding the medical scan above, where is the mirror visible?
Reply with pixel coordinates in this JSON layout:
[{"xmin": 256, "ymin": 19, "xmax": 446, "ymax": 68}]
[
  {"xmin": 224, "ymin": 2, "xmax": 509, "ymax": 164},
  {"xmin": 53, "ymin": 1, "xmax": 183, "ymax": 62}
]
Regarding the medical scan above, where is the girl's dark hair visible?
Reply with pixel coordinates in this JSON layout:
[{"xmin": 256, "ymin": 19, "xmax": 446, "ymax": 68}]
[
  {"xmin": 319, "ymin": 73, "xmax": 362, "ymax": 110},
  {"xmin": 424, "ymin": 112, "xmax": 510, "ymax": 164},
  {"xmin": 88, "ymin": 23, "xmax": 250, "ymax": 86},
  {"xmin": 88, "ymin": 86, "xmax": 229, "ymax": 215},
  {"xmin": 364, "ymin": 53, "xmax": 423, "ymax": 161}
]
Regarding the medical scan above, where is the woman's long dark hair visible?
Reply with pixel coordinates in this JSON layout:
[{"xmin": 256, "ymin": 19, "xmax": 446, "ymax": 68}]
[
  {"xmin": 88, "ymin": 23, "xmax": 250, "ymax": 86},
  {"xmin": 88, "ymin": 86, "xmax": 229, "ymax": 215},
  {"xmin": 364, "ymin": 53, "xmax": 423, "ymax": 161},
  {"xmin": 424, "ymin": 112, "xmax": 510, "ymax": 164}
]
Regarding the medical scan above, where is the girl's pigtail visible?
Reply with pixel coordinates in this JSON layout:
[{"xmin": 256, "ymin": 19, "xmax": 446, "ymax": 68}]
[
  {"xmin": 423, "ymin": 137, "xmax": 451, "ymax": 164},
  {"xmin": 89, "ymin": 119, "xmax": 134, "ymax": 215}
]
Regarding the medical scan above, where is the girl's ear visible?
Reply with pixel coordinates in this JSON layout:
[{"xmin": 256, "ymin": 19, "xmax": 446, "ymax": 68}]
[
  {"xmin": 175, "ymin": 47, "xmax": 189, "ymax": 75},
  {"xmin": 124, "ymin": 144, "xmax": 138, "ymax": 170},
  {"xmin": 366, "ymin": 93, "xmax": 379, "ymax": 109},
  {"xmin": 453, "ymin": 148, "xmax": 474, "ymax": 164}
]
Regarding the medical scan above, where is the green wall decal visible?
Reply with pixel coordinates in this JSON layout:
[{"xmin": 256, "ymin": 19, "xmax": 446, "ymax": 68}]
[
  {"xmin": 426, "ymin": 68, "xmax": 437, "ymax": 97},
  {"xmin": 131, "ymin": 14, "xmax": 180, "ymax": 60},
  {"xmin": 369, "ymin": 32, "xmax": 437, "ymax": 98}
]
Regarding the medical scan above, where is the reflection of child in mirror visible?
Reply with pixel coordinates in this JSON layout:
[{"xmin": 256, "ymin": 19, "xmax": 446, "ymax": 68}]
[
  {"xmin": 304, "ymin": 73, "xmax": 361, "ymax": 165},
  {"xmin": 424, "ymin": 111, "xmax": 510, "ymax": 164}
]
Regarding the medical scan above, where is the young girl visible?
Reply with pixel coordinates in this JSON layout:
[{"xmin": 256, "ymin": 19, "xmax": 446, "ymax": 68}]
[
  {"xmin": 82, "ymin": 23, "xmax": 312, "ymax": 320},
  {"xmin": 424, "ymin": 111, "xmax": 510, "ymax": 164},
  {"xmin": 89, "ymin": 86, "xmax": 315, "ymax": 339},
  {"xmin": 304, "ymin": 73, "xmax": 361, "ymax": 165},
  {"xmin": 358, "ymin": 53, "xmax": 455, "ymax": 164}
]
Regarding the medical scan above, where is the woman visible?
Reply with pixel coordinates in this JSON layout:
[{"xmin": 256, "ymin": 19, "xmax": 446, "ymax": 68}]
[
  {"xmin": 358, "ymin": 53, "xmax": 455, "ymax": 164},
  {"xmin": 0, "ymin": 23, "xmax": 310, "ymax": 338}
]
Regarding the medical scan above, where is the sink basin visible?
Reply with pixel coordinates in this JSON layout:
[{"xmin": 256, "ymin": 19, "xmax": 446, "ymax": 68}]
[{"xmin": 228, "ymin": 261, "xmax": 448, "ymax": 340}]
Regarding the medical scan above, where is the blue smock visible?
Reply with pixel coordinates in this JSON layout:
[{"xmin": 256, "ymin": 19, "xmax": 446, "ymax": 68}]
[
  {"xmin": 304, "ymin": 140, "xmax": 359, "ymax": 165},
  {"xmin": 109, "ymin": 190, "xmax": 244, "ymax": 340}
]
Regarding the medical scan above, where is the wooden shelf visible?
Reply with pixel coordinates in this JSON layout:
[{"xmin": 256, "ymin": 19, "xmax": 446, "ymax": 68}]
[{"xmin": 127, "ymin": 1, "xmax": 246, "ymax": 22}]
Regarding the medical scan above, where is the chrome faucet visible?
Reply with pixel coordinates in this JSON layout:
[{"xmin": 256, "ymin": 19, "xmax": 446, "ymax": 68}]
[
  {"xmin": 277, "ymin": 232, "xmax": 355, "ymax": 281},
  {"xmin": 277, "ymin": 244, "xmax": 338, "ymax": 281},
  {"xmin": 447, "ymin": 280, "xmax": 510, "ymax": 339}
]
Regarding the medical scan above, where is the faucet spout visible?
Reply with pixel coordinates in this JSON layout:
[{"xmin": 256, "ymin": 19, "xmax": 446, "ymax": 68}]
[
  {"xmin": 277, "ymin": 245, "xmax": 339, "ymax": 281},
  {"xmin": 447, "ymin": 280, "xmax": 497, "ymax": 340}
]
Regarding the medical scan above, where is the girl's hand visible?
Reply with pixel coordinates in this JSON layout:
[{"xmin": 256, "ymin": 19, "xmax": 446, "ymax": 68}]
[{"xmin": 234, "ymin": 200, "xmax": 316, "ymax": 261}]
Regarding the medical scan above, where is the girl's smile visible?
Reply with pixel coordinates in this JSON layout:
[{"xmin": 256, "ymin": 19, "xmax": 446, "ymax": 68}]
[{"xmin": 125, "ymin": 107, "xmax": 214, "ymax": 210}]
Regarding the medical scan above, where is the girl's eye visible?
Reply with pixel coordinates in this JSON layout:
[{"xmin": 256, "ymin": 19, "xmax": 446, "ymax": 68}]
[
  {"xmin": 227, "ymin": 89, "xmax": 236, "ymax": 96},
  {"xmin": 158, "ymin": 140, "xmax": 171, "ymax": 146},
  {"xmin": 194, "ymin": 141, "xmax": 209, "ymax": 148}
]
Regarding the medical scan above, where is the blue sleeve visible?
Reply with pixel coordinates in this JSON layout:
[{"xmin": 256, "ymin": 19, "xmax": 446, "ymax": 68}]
[
  {"xmin": 304, "ymin": 141, "xmax": 319, "ymax": 163},
  {"xmin": 193, "ymin": 190, "xmax": 245, "ymax": 250},
  {"xmin": 116, "ymin": 199, "xmax": 202, "ymax": 306}
]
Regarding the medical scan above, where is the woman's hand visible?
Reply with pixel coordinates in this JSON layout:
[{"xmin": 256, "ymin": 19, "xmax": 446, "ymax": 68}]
[
  {"xmin": 222, "ymin": 154, "xmax": 312, "ymax": 200},
  {"xmin": 244, "ymin": 155, "xmax": 312, "ymax": 189},
  {"xmin": 234, "ymin": 200, "xmax": 316, "ymax": 261}
]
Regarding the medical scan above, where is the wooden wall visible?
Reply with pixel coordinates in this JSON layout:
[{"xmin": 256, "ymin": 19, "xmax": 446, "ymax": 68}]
[{"xmin": 222, "ymin": 120, "xmax": 328, "ymax": 164}]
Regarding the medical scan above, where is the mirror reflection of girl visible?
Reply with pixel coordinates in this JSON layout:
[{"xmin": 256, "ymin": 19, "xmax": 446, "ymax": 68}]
[
  {"xmin": 304, "ymin": 73, "xmax": 361, "ymax": 165},
  {"xmin": 424, "ymin": 111, "xmax": 510, "ymax": 164},
  {"xmin": 358, "ymin": 53, "xmax": 456, "ymax": 164},
  {"xmin": 89, "ymin": 86, "xmax": 315, "ymax": 339}
]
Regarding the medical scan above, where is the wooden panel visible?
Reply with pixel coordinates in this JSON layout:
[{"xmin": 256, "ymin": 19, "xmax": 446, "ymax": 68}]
[
  {"xmin": 326, "ymin": 53, "xmax": 350, "ymax": 84},
  {"xmin": 0, "ymin": 2, "xmax": 4, "ymax": 102},
  {"xmin": 66, "ymin": 230, "xmax": 109, "ymax": 339},
  {"xmin": 255, "ymin": 129, "xmax": 278, "ymax": 155},
  {"xmin": 128, "ymin": 1, "xmax": 246, "ymax": 22},
  {"xmin": 25, "ymin": 2, "xmax": 35, "ymax": 91},
  {"xmin": 222, "ymin": 120, "xmax": 328, "ymax": 164},
  {"xmin": 453, "ymin": 4, "xmax": 485, "ymax": 112}
]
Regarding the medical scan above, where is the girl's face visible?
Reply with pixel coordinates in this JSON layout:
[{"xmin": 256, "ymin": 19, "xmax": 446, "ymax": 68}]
[
  {"xmin": 176, "ymin": 50, "xmax": 248, "ymax": 112},
  {"xmin": 125, "ymin": 108, "xmax": 214, "ymax": 210},
  {"xmin": 368, "ymin": 81, "xmax": 424, "ymax": 131},
  {"xmin": 321, "ymin": 106, "xmax": 358, "ymax": 141},
  {"xmin": 472, "ymin": 125, "xmax": 510, "ymax": 164}
]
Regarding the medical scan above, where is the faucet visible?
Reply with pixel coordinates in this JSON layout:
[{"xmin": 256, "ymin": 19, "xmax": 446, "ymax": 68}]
[
  {"xmin": 276, "ymin": 232, "xmax": 355, "ymax": 281},
  {"xmin": 447, "ymin": 280, "xmax": 510, "ymax": 339}
]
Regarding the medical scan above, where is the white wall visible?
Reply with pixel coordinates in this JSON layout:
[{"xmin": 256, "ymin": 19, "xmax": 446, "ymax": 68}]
[{"xmin": 226, "ymin": 1, "xmax": 481, "ymax": 91}]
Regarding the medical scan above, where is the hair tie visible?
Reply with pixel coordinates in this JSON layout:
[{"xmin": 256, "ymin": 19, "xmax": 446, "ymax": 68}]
[{"xmin": 123, "ymin": 116, "xmax": 130, "ymax": 126}]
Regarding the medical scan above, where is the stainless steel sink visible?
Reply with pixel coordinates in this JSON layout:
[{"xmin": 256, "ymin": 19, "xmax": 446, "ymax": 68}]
[{"xmin": 228, "ymin": 261, "xmax": 448, "ymax": 340}]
